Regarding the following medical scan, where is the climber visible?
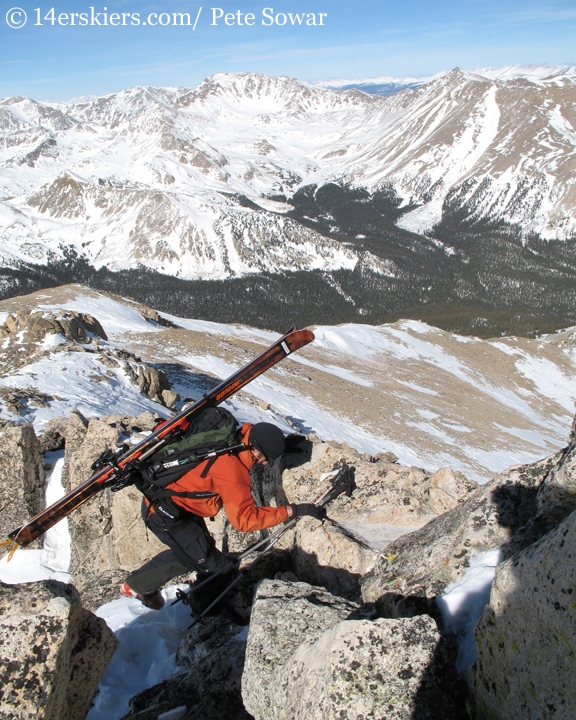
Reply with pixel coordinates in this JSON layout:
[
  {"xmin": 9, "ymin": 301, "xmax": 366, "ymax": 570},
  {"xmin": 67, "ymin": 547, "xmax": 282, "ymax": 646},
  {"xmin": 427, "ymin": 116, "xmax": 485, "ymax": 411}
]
[{"xmin": 120, "ymin": 420, "xmax": 325, "ymax": 610}]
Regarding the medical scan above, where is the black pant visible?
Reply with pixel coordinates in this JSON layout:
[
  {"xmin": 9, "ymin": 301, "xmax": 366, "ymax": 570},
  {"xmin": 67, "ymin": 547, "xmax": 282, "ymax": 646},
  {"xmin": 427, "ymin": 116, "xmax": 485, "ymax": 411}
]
[{"xmin": 126, "ymin": 501, "xmax": 234, "ymax": 595}]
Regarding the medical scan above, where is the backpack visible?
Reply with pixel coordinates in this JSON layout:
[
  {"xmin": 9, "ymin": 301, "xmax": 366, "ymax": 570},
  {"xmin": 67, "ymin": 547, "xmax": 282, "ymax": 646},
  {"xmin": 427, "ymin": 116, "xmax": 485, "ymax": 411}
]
[
  {"xmin": 143, "ymin": 406, "xmax": 240, "ymax": 488},
  {"xmin": 134, "ymin": 406, "xmax": 246, "ymax": 521}
]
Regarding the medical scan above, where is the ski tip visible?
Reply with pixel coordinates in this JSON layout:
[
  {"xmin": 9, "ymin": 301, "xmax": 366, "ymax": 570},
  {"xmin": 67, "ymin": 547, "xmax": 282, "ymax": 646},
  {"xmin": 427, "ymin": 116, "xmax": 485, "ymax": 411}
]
[{"xmin": 283, "ymin": 328, "xmax": 315, "ymax": 352}]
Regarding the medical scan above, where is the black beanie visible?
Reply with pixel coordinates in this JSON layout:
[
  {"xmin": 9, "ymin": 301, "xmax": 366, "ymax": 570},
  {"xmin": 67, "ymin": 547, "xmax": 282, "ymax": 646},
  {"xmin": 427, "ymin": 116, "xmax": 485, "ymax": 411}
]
[{"xmin": 250, "ymin": 423, "xmax": 285, "ymax": 461}]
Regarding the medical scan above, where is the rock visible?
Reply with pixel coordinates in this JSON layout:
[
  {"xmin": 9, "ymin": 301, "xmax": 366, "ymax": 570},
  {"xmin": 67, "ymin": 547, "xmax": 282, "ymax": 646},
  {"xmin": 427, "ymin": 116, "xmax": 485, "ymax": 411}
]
[
  {"xmin": 99, "ymin": 412, "xmax": 157, "ymax": 433},
  {"xmin": 136, "ymin": 365, "xmax": 172, "ymax": 406},
  {"xmin": 23, "ymin": 315, "xmax": 63, "ymax": 342},
  {"xmin": 282, "ymin": 436, "xmax": 477, "ymax": 554},
  {"xmin": 129, "ymin": 412, "xmax": 157, "ymax": 432},
  {"xmin": 108, "ymin": 483, "xmax": 168, "ymax": 574},
  {"xmin": 64, "ymin": 417, "xmax": 121, "ymax": 578},
  {"xmin": 473, "ymin": 507, "xmax": 576, "ymax": 719},
  {"xmin": 99, "ymin": 354, "xmax": 120, "ymax": 368},
  {"xmin": 4, "ymin": 314, "xmax": 17, "ymax": 333},
  {"xmin": 360, "ymin": 453, "xmax": 557, "ymax": 616},
  {"xmin": 0, "ymin": 579, "xmax": 118, "ymax": 720},
  {"xmin": 0, "ymin": 422, "xmax": 44, "ymax": 542},
  {"xmin": 162, "ymin": 389, "xmax": 180, "ymax": 410},
  {"xmin": 14, "ymin": 310, "xmax": 108, "ymax": 345},
  {"xmin": 292, "ymin": 517, "xmax": 376, "ymax": 599},
  {"xmin": 122, "ymin": 616, "xmax": 250, "ymax": 720},
  {"xmin": 268, "ymin": 616, "xmax": 461, "ymax": 720},
  {"xmin": 428, "ymin": 467, "xmax": 467, "ymax": 513},
  {"xmin": 243, "ymin": 579, "xmax": 467, "ymax": 720},
  {"xmin": 78, "ymin": 312, "xmax": 107, "ymax": 340},
  {"xmin": 0, "ymin": 387, "xmax": 56, "ymax": 417},
  {"xmin": 40, "ymin": 413, "xmax": 166, "ymax": 593},
  {"xmin": 78, "ymin": 567, "xmax": 131, "ymax": 612},
  {"xmin": 537, "ymin": 438, "xmax": 576, "ymax": 525},
  {"xmin": 40, "ymin": 410, "xmax": 88, "ymax": 463},
  {"xmin": 124, "ymin": 362, "xmax": 139, "ymax": 385},
  {"xmin": 242, "ymin": 579, "xmax": 363, "ymax": 718},
  {"xmin": 375, "ymin": 450, "xmax": 399, "ymax": 463}
]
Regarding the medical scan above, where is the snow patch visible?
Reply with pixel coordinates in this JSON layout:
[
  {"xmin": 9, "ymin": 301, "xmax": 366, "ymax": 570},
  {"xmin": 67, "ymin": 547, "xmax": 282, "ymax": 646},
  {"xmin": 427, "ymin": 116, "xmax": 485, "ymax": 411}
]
[{"xmin": 437, "ymin": 548, "xmax": 503, "ymax": 673}]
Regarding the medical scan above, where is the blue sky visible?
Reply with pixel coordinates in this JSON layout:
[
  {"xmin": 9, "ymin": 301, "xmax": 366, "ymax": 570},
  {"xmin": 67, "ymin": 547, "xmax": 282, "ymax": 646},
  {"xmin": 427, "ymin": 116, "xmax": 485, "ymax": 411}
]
[{"xmin": 1, "ymin": 0, "xmax": 575, "ymax": 100}]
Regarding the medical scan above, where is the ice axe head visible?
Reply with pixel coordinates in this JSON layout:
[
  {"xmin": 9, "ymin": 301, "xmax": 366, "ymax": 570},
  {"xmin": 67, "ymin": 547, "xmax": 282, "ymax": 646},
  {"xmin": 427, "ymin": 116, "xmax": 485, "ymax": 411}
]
[{"xmin": 320, "ymin": 464, "xmax": 356, "ymax": 506}]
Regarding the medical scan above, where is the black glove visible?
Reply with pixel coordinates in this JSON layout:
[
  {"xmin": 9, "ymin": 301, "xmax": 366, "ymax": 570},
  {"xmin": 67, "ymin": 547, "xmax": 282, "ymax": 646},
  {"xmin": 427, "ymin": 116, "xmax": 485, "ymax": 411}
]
[{"xmin": 290, "ymin": 503, "xmax": 326, "ymax": 520}]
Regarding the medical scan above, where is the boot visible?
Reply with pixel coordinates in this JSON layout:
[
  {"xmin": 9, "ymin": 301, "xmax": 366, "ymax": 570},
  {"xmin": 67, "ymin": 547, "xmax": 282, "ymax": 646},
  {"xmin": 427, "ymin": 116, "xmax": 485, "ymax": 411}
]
[{"xmin": 120, "ymin": 582, "xmax": 165, "ymax": 610}]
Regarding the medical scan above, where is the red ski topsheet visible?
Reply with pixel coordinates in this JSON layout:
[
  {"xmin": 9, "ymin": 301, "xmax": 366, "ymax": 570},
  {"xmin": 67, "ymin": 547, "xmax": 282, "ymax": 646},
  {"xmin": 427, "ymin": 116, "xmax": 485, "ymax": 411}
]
[{"xmin": 3, "ymin": 327, "xmax": 314, "ymax": 551}]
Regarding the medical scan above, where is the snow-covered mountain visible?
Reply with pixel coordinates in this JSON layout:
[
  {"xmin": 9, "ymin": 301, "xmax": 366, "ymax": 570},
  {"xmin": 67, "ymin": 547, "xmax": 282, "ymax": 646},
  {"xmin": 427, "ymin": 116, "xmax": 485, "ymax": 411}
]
[
  {"xmin": 317, "ymin": 65, "xmax": 576, "ymax": 94},
  {"xmin": 1, "ymin": 66, "xmax": 575, "ymax": 282},
  {"xmin": 1, "ymin": 284, "xmax": 575, "ymax": 483},
  {"xmin": 313, "ymin": 74, "xmax": 441, "ymax": 96}
]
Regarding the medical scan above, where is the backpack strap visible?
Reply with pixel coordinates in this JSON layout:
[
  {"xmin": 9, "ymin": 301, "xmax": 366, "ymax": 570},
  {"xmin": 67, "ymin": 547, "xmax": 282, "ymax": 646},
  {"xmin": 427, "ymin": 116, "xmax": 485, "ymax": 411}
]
[
  {"xmin": 199, "ymin": 455, "xmax": 218, "ymax": 478},
  {"xmin": 144, "ymin": 485, "xmax": 218, "ymax": 501}
]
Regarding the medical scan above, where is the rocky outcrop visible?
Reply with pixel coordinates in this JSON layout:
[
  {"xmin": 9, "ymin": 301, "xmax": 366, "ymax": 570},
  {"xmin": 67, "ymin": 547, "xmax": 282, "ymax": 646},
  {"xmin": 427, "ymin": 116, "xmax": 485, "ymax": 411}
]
[
  {"xmin": 1, "ymin": 309, "xmax": 107, "ymax": 344},
  {"xmin": 0, "ymin": 422, "xmax": 44, "ymax": 543},
  {"xmin": 473, "ymin": 506, "xmax": 576, "ymax": 719},
  {"xmin": 121, "ymin": 616, "xmax": 250, "ymax": 720},
  {"xmin": 226, "ymin": 436, "xmax": 476, "ymax": 602},
  {"xmin": 0, "ymin": 579, "xmax": 118, "ymax": 720},
  {"xmin": 136, "ymin": 365, "xmax": 174, "ymax": 408},
  {"xmin": 536, "ymin": 439, "xmax": 576, "ymax": 525},
  {"xmin": 35, "ymin": 411, "xmax": 166, "ymax": 594},
  {"xmin": 471, "ymin": 427, "xmax": 576, "ymax": 719},
  {"xmin": 242, "ymin": 579, "xmax": 364, "ymax": 718},
  {"xmin": 0, "ymin": 387, "xmax": 56, "ymax": 416},
  {"xmin": 64, "ymin": 416, "xmax": 122, "ymax": 578},
  {"xmin": 0, "ymin": 306, "xmax": 178, "ymax": 410},
  {"xmin": 242, "ymin": 579, "xmax": 468, "ymax": 720},
  {"xmin": 360, "ymin": 452, "xmax": 558, "ymax": 616},
  {"xmin": 291, "ymin": 516, "xmax": 376, "ymax": 599},
  {"xmin": 282, "ymin": 438, "xmax": 477, "ymax": 550}
]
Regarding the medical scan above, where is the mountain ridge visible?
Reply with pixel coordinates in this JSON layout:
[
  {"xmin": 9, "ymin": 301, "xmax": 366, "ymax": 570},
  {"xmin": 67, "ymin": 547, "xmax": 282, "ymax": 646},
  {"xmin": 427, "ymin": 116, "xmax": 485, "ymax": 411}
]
[
  {"xmin": 1, "ymin": 67, "xmax": 576, "ymax": 336},
  {"xmin": 2, "ymin": 67, "xmax": 575, "ymax": 279}
]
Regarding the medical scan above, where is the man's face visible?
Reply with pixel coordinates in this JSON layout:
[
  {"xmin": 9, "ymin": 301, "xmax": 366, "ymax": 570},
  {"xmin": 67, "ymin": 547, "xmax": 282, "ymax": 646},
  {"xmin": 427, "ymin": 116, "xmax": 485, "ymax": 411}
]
[{"xmin": 251, "ymin": 447, "xmax": 268, "ymax": 466}]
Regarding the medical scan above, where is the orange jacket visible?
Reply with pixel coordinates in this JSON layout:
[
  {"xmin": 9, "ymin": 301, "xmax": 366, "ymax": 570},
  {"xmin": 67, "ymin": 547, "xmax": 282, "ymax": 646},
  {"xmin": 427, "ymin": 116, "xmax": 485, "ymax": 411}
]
[{"xmin": 158, "ymin": 422, "xmax": 289, "ymax": 533}]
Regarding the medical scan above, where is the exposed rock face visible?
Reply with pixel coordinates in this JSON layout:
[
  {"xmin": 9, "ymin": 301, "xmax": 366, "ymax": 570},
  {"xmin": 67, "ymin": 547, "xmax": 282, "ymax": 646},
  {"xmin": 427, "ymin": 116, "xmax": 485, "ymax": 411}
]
[
  {"xmin": 0, "ymin": 422, "xmax": 44, "ymax": 542},
  {"xmin": 40, "ymin": 409, "xmax": 88, "ymax": 457},
  {"xmin": 242, "ymin": 579, "xmax": 467, "ymax": 720},
  {"xmin": 473, "ymin": 507, "xmax": 576, "ymax": 719},
  {"xmin": 291, "ymin": 516, "xmax": 376, "ymax": 599},
  {"xmin": 231, "ymin": 435, "xmax": 476, "ymax": 602},
  {"xmin": 0, "ymin": 579, "xmax": 118, "ymax": 720},
  {"xmin": 281, "ymin": 438, "xmax": 477, "ymax": 550},
  {"xmin": 36, "ymin": 411, "xmax": 166, "ymax": 592},
  {"xmin": 360, "ymin": 452, "xmax": 558, "ymax": 615},
  {"xmin": 242, "ymin": 579, "xmax": 364, "ymax": 718},
  {"xmin": 122, "ymin": 616, "xmax": 250, "ymax": 720},
  {"xmin": 63, "ymin": 416, "xmax": 121, "ymax": 578},
  {"xmin": 1, "ymin": 309, "xmax": 107, "ymax": 344},
  {"xmin": 537, "ymin": 440, "xmax": 576, "ymax": 525},
  {"xmin": 270, "ymin": 616, "xmax": 463, "ymax": 720},
  {"xmin": 0, "ymin": 305, "xmax": 177, "ymax": 410}
]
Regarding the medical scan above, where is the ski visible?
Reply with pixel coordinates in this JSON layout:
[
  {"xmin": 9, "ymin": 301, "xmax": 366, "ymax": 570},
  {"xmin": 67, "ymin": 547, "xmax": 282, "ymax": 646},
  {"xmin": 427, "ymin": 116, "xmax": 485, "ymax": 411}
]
[{"xmin": 2, "ymin": 326, "xmax": 314, "ymax": 555}]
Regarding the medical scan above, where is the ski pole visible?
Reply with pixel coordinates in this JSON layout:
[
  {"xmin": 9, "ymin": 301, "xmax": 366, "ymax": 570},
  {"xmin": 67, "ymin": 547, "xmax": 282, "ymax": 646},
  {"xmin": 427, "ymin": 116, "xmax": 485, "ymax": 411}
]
[
  {"xmin": 178, "ymin": 465, "xmax": 355, "ymax": 601},
  {"xmin": 184, "ymin": 464, "xmax": 356, "ymax": 624}
]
